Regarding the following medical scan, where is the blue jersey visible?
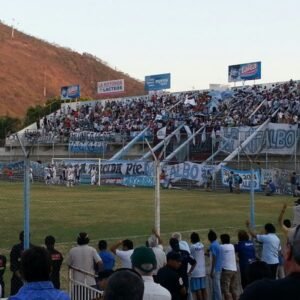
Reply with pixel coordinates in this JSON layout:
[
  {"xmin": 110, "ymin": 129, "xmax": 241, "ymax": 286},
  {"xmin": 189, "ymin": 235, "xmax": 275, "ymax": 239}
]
[
  {"xmin": 235, "ymin": 240, "xmax": 256, "ymax": 269},
  {"xmin": 209, "ymin": 240, "xmax": 222, "ymax": 272},
  {"xmin": 99, "ymin": 250, "xmax": 115, "ymax": 270}
]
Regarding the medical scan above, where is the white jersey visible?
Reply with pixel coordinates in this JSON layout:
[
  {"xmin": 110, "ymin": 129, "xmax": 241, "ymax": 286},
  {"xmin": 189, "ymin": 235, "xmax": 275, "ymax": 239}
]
[
  {"xmin": 190, "ymin": 242, "xmax": 206, "ymax": 277},
  {"xmin": 220, "ymin": 244, "xmax": 237, "ymax": 271},
  {"xmin": 67, "ymin": 167, "xmax": 75, "ymax": 181}
]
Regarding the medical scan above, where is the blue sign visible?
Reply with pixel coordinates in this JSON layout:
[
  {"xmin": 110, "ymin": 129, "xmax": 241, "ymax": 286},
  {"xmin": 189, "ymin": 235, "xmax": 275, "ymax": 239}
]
[
  {"xmin": 61, "ymin": 85, "xmax": 80, "ymax": 100},
  {"xmin": 145, "ymin": 73, "xmax": 171, "ymax": 91},
  {"xmin": 228, "ymin": 62, "xmax": 261, "ymax": 82}
]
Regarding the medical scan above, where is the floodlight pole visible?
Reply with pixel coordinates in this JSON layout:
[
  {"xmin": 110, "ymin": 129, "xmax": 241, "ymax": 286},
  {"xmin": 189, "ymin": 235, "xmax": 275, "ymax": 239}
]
[
  {"xmin": 16, "ymin": 134, "xmax": 31, "ymax": 250},
  {"xmin": 145, "ymin": 139, "xmax": 160, "ymax": 234}
]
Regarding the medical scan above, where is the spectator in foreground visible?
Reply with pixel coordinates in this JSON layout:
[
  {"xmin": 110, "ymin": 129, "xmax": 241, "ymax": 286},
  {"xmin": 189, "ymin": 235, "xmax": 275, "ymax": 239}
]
[
  {"xmin": 103, "ymin": 269, "xmax": 144, "ymax": 300},
  {"xmin": 147, "ymin": 228, "xmax": 166, "ymax": 280},
  {"xmin": 156, "ymin": 251, "xmax": 186, "ymax": 300},
  {"xmin": 97, "ymin": 270, "xmax": 114, "ymax": 291},
  {"xmin": 9, "ymin": 246, "xmax": 70, "ymax": 300},
  {"xmin": 10, "ymin": 231, "xmax": 26, "ymax": 296},
  {"xmin": 98, "ymin": 240, "xmax": 115, "ymax": 271},
  {"xmin": 44, "ymin": 235, "xmax": 63, "ymax": 289},
  {"xmin": 234, "ymin": 230, "xmax": 256, "ymax": 289},
  {"xmin": 240, "ymin": 225, "xmax": 300, "ymax": 300},
  {"xmin": 110, "ymin": 239, "xmax": 134, "ymax": 268},
  {"xmin": 246, "ymin": 221, "xmax": 280, "ymax": 279},
  {"xmin": 220, "ymin": 234, "xmax": 238, "ymax": 300},
  {"xmin": 0, "ymin": 251, "xmax": 6, "ymax": 298},
  {"xmin": 245, "ymin": 259, "xmax": 272, "ymax": 286},
  {"xmin": 67, "ymin": 232, "xmax": 102, "ymax": 286},
  {"xmin": 207, "ymin": 230, "xmax": 222, "ymax": 300},
  {"xmin": 131, "ymin": 246, "xmax": 171, "ymax": 300},
  {"xmin": 189, "ymin": 232, "xmax": 207, "ymax": 300}
]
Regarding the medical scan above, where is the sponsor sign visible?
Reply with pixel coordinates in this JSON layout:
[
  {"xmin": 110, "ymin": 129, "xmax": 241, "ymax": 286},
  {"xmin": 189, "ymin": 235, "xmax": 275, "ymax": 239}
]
[
  {"xmin": 145, "ymin": 73, "xmax": 171, "ymax": 91},
  {"xmin": 97, "ymin": 79, "xmax": 125, "ymax": 95},
  {"xmin": 60, "ymin": 85, "xmax": 80, "ymax": 100},
  {"xmin": 228, "ymin": 62, "xmax": 261, "ymax": 82}
]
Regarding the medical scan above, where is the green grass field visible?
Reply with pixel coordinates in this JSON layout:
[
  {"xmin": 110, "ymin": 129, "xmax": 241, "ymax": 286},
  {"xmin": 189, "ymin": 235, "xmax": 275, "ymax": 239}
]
[{"xmin": 0, "ymin": 181, "xmax": 294, "ymax": 292}]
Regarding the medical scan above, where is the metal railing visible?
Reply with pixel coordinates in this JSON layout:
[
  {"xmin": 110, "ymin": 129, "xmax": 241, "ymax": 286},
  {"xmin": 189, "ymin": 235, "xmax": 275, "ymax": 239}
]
[{"xmin": 68, "ymin": 266, "xmax": 103, "ymax": 300}]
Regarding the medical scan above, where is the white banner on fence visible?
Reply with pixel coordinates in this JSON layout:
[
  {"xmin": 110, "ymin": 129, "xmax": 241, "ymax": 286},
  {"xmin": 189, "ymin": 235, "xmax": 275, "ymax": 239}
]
[
  {"xmin": 221, "ymin": 166, "xmax": 261, "ymax": 191},
  {"xmin": 260, "ymin": 168, "xmax": 290, "ymax": 191},
  {"xmin": 220, "ymin": 123, "xmax": 297, "ymax": 155},
  {"xmin": 165, "ymin": 162, "xmax": 216, "ymax": 185}
]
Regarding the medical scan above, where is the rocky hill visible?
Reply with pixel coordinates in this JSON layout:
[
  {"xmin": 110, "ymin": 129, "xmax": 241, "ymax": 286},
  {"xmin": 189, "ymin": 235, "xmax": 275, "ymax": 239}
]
[{"xmin": 0, "ymin": 22, "xmax": 145, "ymax": 118}]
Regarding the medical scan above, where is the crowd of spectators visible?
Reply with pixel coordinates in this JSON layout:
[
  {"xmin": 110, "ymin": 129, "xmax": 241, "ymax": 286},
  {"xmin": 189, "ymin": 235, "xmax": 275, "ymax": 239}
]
[
  {"xmin": 14, "ymin": 79, "xmax": 300, "ymax": 146},
  {"xmin": 3, "ymin": 202, "xmax": 300, "ymax": 300}
]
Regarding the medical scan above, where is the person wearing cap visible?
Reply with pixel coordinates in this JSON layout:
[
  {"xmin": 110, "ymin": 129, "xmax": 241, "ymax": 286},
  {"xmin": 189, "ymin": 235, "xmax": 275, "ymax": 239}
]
[
  {"xmin": 156, "ymin": 251, "xmax": 186, "ymax": 300},
  {"xmin": 240, "ymin": 224, "xmax": 300, "ymax": 300},
  {"xmin": 131, "ymin": 246, "xmax": 171, "ymax": 300},
  {"xmin": 169, "ymin": 237, "xmax": 196, "ymax": 293},
  {"xmin": 66, "ymin": 232, "xmax": 102, "ymax": 287}
]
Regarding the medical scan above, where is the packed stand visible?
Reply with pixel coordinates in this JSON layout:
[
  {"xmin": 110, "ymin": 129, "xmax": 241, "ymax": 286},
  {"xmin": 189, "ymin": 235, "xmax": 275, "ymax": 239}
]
[{"xmin": 18, "ymin": 80, "xmax": 300, "ymax": 145}]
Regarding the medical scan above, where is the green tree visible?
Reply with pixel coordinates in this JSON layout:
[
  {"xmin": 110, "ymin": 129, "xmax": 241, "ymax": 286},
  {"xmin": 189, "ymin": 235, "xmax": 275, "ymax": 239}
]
[{"xmin": 0, "ymin": 116, "xmax": 21, "ymax": 140}]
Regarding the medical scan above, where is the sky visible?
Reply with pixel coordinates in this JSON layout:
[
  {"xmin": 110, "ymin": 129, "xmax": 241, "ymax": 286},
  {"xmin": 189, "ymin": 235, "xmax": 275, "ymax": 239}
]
[{"xmin": 1, "ymin": 0, "xmax": 300, "ymax": 92}]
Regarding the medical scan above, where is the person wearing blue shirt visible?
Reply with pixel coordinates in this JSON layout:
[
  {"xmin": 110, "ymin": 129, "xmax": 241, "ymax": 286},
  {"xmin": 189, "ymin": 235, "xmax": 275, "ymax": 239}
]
[
  {"xmin": 234, "ymin": 230, "xmax": 256, "ymax": 288},
  {"xmin": 9, "ymin": 246, "xmax": 70, "ymax": 300},
  {"xmin": 265, "ymin": 180, "xmax": 276, "ymax": 196},
  {"xmin": 98, "ymin": 240, "xmax": 115, "ymax": 271},
  {"xmin": 207, "ymin": 230, "xmax": 222, "ymax": 300}
]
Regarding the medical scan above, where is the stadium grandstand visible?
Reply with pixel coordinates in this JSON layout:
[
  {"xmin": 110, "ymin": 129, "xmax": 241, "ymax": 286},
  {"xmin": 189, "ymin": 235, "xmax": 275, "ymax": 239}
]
[{"xmin": 1, "ymin": 79, "xmax": 300, "ymax": 193}]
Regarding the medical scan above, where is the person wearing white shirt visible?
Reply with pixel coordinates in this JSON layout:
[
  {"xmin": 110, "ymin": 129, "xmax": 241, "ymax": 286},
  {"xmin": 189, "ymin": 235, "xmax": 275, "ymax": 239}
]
[
  {"xmin": 131, "ymin": 246, "xmax": 171, "ymax": 300},
  {"xmin": 110, "ymin": 239, "xmax": 134, "ymax": 269},
  {"xmin": 189, "ymin": 232, "xmax": 207, "ymax": 300},
  {"xmin": 246, "ymin": 221, "xmax": 280, "ymax": 279},
  {"xmin": 220, "ymin": 234, "xmax": 238, "ymax": 300}
]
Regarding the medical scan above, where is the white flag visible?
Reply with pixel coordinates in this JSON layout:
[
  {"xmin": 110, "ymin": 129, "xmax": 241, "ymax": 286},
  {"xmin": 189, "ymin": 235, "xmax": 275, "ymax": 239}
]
[
  {"xmin": 184, "ymin": 125, "xmax": 192, "ymax": 138},
  {"xmin": 184, "ymin": 98, "xmax": 196, "ymax": 106},
  {"xmin": 201, "ymin": 128, "xmax": 206, "ymax": 142},
  {"xmin": 211, "ymin": 129, "xmax": 216, "ymax": 146},
  {"xmin": 176, "ymin": 130, "xmax": 181, "ymax": 143},
  {"xmin": 157, "ymin": 127, "xmax": 166, "ymax": 140}
]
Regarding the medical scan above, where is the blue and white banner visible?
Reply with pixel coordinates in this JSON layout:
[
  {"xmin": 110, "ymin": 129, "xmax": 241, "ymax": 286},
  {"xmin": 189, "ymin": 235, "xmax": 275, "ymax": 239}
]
[
  {"xmin": 165, "ymin": 162, "xmax": 217, "ymax": 185},
  {"xmin": 221, "ymin": 166, "xmax": 261, "ymax": 191},
  {"xmin": 220, "ymin": 123, "xmax": 297, "ymax": 155},
  {"xmin": 69, "ymin": 132, "xmax": 109, "ymax": 153},
  {"xmin": 68, "ymin": 141, "xmax": 107, "ymax": 153},
  {"xmin": 61, "ymin": 85, "xmax": 80, "ymax": 100},
  {"xmin": 228, "ymin": 62, "xmax": 261, "ymax": 82},
  {"xmin": 145, "ymin": 73, "xmax": 171, "ymax": 91}
]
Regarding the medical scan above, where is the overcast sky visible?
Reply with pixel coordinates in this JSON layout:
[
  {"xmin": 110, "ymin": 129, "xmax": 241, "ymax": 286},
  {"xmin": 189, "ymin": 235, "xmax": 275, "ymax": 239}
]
[{"xmin": 1, "ymin": 0, "xmax": 300, "ymax": 92}]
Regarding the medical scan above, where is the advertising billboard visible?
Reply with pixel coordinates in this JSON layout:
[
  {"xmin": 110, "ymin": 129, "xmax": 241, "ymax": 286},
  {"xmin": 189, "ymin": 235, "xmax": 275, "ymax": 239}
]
[
  {"xmin": 97, "ymin": 79, "xmax": 125, "ymax": 95},
  {"xmin": 60, "ymin": 85, "xmax": 80, "ymax": 100},
  {"xmin": 228, "ymin": 62, "xmax": 261, "ymax": 82},
  {"xmin": 144, "ymin": 73, "xmax": 171, "ymax": 91}
]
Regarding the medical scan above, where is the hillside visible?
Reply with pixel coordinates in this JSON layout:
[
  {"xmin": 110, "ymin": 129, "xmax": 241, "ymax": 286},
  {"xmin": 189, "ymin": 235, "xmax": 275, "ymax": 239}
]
[{"xmin": 0, "ymin": 22, "xmax": 145, "ymax": 118}]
